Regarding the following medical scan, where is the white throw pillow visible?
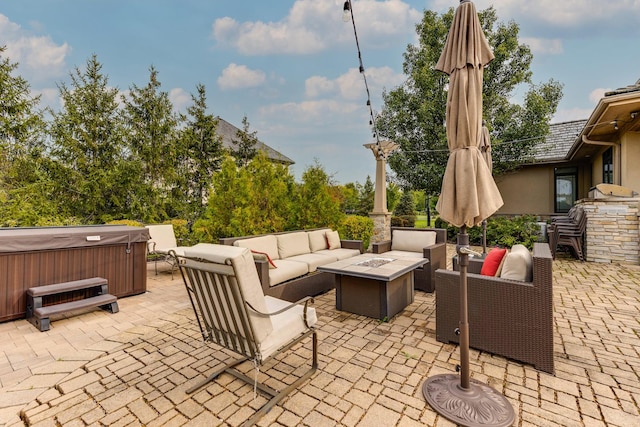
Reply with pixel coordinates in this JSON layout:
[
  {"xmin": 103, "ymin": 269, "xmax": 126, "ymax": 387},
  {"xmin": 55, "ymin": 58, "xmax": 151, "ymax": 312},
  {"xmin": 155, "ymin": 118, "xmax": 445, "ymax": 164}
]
[
  {"xmin": 277, "ymin": 232, "xmax": 311, "ymax": 258},
  {"xmin": 325, "ymin": 230, "xmax": 341, "ymax": 250},
  {"xmin": 308, "ymin": 229, "xmax": 330, "ymax": 252},
  {"xmin": 391, "ymin": 230, "xmax": 437, "ymax": 253},
  {"xmin": 500, "ymin": 244, "xmax": 533, "ymax": 281}
]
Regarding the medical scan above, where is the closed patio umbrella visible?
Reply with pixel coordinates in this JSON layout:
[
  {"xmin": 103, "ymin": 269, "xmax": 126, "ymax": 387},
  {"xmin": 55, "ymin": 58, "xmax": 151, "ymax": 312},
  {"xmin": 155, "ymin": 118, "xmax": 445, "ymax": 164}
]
[{"xmin": 423, "ymin": 1, "xmax": 514, "ymax": 426}]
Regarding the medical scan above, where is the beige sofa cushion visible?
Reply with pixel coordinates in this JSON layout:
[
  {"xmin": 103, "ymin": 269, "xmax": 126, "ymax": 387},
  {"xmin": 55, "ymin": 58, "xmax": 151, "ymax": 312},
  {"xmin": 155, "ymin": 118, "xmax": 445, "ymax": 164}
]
[
  {"xmin": 500, "ymin": 244, "xmax": 533, "ymax": 282},
  {"xmin": 234, "ymin": 235, "xmax": 280, "ymax": 260},
  {"xmin": 287, "ymin": 253, "xmax": 336, "ymax": 272},
  {"xmin": 260, "ymin": 296, "xmax": 317, "ymax": 359},
  {"xmin": 269, "ymin": 259, "xmax": 309, "ymax": 286},
  {"xmin": 325, "ymin": 230, "xmax": 341, "ymax": 250},
  {"xmin": 316, "ymin": 248, "xmax": 360, "ymax": 261},
  {"xmin": 391, "ymin": 230, "xmax": 437, "ymax": 253},
  {"xmin": 308, "ymin": 229, "xmax": 330, "ymax": 252},
  {"xmin": 277, "ymin": 232, "xmax": 311, "ymax": 259}
]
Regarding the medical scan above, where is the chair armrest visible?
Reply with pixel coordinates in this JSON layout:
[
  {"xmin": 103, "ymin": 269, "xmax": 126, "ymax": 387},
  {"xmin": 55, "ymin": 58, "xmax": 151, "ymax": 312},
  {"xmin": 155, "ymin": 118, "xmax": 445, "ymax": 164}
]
[
  {"xmin": 246, "ymin": 296, "xmax": 315, "ymax": 327},
  {"xmin": 372, "ymin": 240, "xmax": 391, "ymax": 254},
  {"xmin": 341, "ymin": 239, "xmax": 364, "ymax": 253}
]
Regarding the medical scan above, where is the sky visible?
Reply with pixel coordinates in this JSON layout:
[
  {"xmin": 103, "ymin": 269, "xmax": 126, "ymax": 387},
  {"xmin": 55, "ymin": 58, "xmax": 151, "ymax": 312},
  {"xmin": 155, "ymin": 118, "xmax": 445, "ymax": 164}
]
[{"xmin": 2, "ymin": 0, "xmax": 640, "ymax": 185}]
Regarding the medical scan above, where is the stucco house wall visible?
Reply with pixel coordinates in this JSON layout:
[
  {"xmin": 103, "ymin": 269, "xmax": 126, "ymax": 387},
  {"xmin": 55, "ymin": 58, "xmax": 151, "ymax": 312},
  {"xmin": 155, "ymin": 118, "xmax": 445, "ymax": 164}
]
[
  {"xmin": 621, "ymin": 131, "xmax": 640, "ymax": 192},
  {"xmin": 494, "ymin": 166, "xmax": 553, "ymax": 216}
]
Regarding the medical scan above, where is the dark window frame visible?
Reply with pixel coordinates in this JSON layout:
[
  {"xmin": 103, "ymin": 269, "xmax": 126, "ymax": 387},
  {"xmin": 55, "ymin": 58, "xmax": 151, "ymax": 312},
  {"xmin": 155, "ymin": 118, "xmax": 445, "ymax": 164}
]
[
  {"xmin": 554, "ymin": 167, "xmax": 578, "ymax": 213},
  {"xmin": 603, "ymin": 147, "xmax": 613, "ymax": 184}
]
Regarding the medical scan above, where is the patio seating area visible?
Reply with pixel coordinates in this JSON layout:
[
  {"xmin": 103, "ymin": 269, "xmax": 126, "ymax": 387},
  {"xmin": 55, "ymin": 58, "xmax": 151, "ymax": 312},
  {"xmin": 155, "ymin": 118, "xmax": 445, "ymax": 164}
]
[{"xmin": 1, "ymin": 245, "xmax": 639, "ymax": 426}]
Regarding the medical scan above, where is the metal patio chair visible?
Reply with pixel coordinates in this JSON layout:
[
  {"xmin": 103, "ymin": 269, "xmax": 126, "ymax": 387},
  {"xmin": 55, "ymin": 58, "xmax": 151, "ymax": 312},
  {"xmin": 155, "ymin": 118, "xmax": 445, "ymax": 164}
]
[{"xmin": 171, "ymin": 244, "xmax": 318, "ymax": 427}]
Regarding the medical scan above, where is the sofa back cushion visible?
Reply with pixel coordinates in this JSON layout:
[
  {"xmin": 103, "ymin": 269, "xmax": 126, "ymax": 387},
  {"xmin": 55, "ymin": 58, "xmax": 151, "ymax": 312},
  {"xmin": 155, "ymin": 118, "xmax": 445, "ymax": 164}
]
[
  {"xmin": 277, "ymin": 232, "xmax": 311, "ymax": 259},
  {"xmin": 500, "ymin": 244, "xmax": 533, "ymax": 282},
  {"xmin": 234, "ymin": 235, "xmax": 280, "ymax": 260},
  {"xmin": 308, "ymin": 229, "xmax": 330, "ymax": 252},
  {"xmin": 391, "ymin": 230, "xmax": 437, "ymax": 253}
]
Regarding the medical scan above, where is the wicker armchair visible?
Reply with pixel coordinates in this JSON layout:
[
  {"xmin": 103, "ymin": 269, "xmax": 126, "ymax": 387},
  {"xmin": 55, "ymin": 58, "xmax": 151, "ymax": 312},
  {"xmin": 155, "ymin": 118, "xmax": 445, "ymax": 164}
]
[{"xmin": 435, "ymin": 242, "xmax": 554, "ymax": 374}]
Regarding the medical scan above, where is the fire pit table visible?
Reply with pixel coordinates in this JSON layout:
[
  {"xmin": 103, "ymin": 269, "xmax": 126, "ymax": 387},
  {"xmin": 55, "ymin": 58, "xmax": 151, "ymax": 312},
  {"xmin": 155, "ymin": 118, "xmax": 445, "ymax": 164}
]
[{"xmin": 317, "ymin": 254, "xmax": 428, "ymax": 320}]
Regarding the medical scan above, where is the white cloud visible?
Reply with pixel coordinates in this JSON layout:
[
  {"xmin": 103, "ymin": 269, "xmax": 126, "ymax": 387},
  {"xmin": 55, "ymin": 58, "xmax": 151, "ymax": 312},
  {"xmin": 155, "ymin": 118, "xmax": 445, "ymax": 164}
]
[
  {"xmin": 212, "ymin": 0, "xmax": 422, "ymax": 55},
  {"xmin": 552, "ymin": 107, "xmax": 593, "ymax": 123},
  {"xmin": 0, "ymin": 14, "xmax": 70, "ymax": 83},
  {"xmin": 432, "ymin": 0, "xmax": 640, "ymax": 32},
  {"xmin": 259, "ymin": 99, "xmax": 360, "ymax": 124},
  {"xmin": 217, "ymin": 63, "xmax": 266, "ymax": 90},
  {"xmin": 169, "ymin": 88, "xmax": 191, "ymax": 112},
  {"xmin": 589, "ymin": 88, "xmax": 609, "ymax": 104},
  {"xmin": 521, "ymin": 37, "xmax": 563, "ymax": 55},
  {"xmin": 306, "ymin": 66, "xmax": 405, "ymax": 100}
]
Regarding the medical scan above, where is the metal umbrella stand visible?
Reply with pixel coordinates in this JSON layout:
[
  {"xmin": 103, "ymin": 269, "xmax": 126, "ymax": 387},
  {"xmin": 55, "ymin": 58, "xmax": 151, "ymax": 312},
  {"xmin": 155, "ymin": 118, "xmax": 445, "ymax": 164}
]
[{"xmin": 422, "ymin": 1, "xmax": 515, "ymax": 426}]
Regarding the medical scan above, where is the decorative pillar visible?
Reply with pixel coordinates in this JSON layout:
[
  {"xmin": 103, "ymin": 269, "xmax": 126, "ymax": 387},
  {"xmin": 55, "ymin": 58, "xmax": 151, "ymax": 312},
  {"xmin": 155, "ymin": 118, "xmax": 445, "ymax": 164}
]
[{"xmin": 364, "ymin": 140, "xmax": 398, "ymax": 247}]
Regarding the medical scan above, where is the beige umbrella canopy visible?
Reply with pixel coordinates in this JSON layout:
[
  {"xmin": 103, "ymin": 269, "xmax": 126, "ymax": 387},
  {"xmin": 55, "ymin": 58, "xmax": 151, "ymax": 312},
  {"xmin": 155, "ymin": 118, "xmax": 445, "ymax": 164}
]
[{"xmin": 434, "ymin": 0, "xmax": 503, "ymax": 228}]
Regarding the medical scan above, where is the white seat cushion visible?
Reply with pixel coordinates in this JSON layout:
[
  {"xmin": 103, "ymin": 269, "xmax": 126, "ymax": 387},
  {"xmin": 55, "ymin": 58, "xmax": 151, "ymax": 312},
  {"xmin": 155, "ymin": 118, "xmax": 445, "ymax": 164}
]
[
  {"xmin": 259, "ymin": 296, "xmax": 317, "ymax": 360},
  {"xmin": 391, "ymin": 230, "xmax": 437, "ymax": 253},
  {"xmin": 286, "ymin": 253, "xmax": 337, "ymax": 272},
  {"xmin": 269, "ymin": 259, "xmax": 309, "ymax": 286},
  {"xmin": 315, "ymin": 248, "xmax": 360, "ymax": 260}
]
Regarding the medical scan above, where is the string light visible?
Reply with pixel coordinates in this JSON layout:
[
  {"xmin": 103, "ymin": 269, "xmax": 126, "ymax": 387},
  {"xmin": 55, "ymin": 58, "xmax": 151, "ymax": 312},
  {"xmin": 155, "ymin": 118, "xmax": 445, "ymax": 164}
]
[{"xmin": 342, "ymin": 0, "xmax": 379, "ymax": 143}]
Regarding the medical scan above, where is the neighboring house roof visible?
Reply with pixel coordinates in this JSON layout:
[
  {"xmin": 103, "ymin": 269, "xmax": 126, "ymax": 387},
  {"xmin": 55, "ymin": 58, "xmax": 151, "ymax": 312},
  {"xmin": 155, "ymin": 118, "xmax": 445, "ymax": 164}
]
[
  {"xmin": 216, "ymin": 117, "xmax": 294, "ymax": 165},
  {"xmin": 532, "ymin": 119, "xmax": 587, "ymax": 163}
]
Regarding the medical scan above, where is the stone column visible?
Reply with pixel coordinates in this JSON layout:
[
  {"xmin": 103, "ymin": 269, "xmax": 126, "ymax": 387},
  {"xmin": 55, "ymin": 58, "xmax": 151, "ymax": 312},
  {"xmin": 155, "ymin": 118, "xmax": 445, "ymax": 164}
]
[{"xmin": 364, "ymin": 140, "xmax": 398, "ymax": 247}]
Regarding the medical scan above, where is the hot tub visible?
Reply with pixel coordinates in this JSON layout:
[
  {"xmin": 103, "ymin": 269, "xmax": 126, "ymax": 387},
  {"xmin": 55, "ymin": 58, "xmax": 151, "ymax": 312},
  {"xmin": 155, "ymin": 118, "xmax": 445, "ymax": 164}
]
[{"xmin": 0, "ymin": 225, "xmax": 149, "ymax": 322}]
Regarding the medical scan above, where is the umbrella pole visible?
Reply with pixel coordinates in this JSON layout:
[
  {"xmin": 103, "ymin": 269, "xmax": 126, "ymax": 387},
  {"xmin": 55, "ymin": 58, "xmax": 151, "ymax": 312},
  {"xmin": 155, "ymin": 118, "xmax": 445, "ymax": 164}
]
[
  {"xmin": 482, "ymin": 220, "xmax": 487, "ymax": 255},
  {"xmin": 458, "ymin": 226, "xmax": 471, "ymax": 389},
  {"xmin": 422, "ymin": 225, "xmax": 515, "ymax": 427}
]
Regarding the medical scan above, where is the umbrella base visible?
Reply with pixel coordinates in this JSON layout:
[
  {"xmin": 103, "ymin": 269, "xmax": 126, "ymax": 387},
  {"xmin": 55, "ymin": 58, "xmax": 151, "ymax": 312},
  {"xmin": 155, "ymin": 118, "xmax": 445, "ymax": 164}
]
[{"xmin": 423, "ymin": 374, "xmax": 515, "ymax": 427}]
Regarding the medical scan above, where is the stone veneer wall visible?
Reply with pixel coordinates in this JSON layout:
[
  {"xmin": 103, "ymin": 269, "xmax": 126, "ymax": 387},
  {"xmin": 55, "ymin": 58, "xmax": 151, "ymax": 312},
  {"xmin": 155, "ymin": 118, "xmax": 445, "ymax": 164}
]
[
  {"xmin": 369, "ymin": 213, "xmax": 391, "ymax": 252},
  {"xmin": 578, "ymin": 198, "xmax": 640, "ymax": 264}
]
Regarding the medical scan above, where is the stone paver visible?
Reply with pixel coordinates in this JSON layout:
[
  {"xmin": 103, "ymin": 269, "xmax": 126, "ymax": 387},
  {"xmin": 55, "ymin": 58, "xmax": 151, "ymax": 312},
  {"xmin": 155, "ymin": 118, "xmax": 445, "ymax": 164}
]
[{"xmin": 1, "ymin": 248, "xmax": 639, "ymax": 426}]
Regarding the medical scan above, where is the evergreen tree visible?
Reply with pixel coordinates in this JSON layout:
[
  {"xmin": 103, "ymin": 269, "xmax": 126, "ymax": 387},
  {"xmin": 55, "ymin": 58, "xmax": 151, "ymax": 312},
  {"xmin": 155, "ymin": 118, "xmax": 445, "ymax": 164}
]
[
  {"xmin": 195, "ymin": 153, "xmax": 295, "ymax": 240},
  {"xmin": 230, "ymin": 115, "xmax": 258, "ymax": 167},
  {"xmin": 295, "ymin": 161, "xmax": 344, "ymax": 230},
  {"xmin": 394, "ymin": 191, "xmax": 416, "ymax": 216},
  {"xmin": 355, "ymin": 176, "xmax": 375, "ymax": 216},
  {"xmin": 178, "ymin": 83, "xmax": 224, "ymax": 223},
  {"xmin": 122, "ymin": 66, "xmax": 179, "ymax": 222},
  {"xmin": 0, "ymin": 46, "xmax": 53, "ymax": 226},
  {"xmin": 49, "ymin": 54, "xmax": 127, "ymax": 223}
]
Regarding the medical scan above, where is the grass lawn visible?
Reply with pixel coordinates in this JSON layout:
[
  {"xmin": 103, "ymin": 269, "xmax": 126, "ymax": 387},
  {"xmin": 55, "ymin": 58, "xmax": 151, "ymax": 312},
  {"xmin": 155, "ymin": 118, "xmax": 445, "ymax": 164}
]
[{"xmin": 415, "ymin": 214, "xmax": 435, "ymax": 228}]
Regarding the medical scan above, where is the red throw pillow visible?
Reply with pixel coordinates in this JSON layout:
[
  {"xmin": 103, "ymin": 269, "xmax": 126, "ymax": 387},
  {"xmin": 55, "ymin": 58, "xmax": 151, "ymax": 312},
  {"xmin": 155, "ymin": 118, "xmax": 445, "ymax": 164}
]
[
  {"xmin": 250, "ymin": 250, "xmax": 277, "ymax": 269},
  {"xmin": 480, "ymin": 248, "xmax": 508, "ymax": 276}
]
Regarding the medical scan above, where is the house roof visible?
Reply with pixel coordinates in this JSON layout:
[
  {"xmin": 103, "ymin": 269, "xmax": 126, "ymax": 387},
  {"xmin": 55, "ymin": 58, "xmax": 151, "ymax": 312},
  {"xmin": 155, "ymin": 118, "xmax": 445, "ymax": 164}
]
[
  {"xmin": 531, "ymin": 119, "xmax": 587, "ymax": 163},
  {"xmin": 215, "ymin": 117, "xmax": 294, "ymax": 165}
]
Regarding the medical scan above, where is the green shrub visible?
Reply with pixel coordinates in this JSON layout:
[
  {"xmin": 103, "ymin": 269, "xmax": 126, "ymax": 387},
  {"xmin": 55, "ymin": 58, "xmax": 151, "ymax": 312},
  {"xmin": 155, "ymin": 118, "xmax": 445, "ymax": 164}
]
[
  {"xmin": 391, "ymin": 215, "xmax": 417, "ymax": 227},
  {"xmin": 338, "ymin": 215, "xmax": 374, "ymax": 250},
  {"xmin": 434, "ymin": 215, "xmax": 540, "ymax": 249}
]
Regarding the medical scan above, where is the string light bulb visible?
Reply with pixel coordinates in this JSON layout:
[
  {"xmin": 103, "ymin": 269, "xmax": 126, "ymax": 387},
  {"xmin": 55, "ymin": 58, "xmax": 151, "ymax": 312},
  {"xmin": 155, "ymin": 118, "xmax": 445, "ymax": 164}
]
[{"xmin": 342, "ymin": 1, "xmax": 351, "ymax": 22}]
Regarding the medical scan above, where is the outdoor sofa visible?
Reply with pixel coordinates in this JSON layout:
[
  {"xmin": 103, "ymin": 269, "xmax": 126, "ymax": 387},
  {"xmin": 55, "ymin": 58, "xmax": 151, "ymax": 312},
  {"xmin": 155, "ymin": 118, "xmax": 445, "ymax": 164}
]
[
  {"xmin": 220, "ymin": 228, "xmax": 363, "ymax": 302},
  {"xmin": 371, "ymin": 227, "xmax": 447, "ymax": 293},
  {"xmin": 435, "ymin": 242, "xmax": 554, "ymax": 374}
]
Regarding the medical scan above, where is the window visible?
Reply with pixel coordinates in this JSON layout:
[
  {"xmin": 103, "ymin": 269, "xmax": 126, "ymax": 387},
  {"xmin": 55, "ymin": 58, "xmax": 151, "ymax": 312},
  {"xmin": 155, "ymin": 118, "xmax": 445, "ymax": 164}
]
[
  {"xmin": 555, "ymin": 167, "xmax": 578, "ymax": 213},
  {"xmin": 603, "ymin": 147, "xmax": 613, "ymax": 184}
]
